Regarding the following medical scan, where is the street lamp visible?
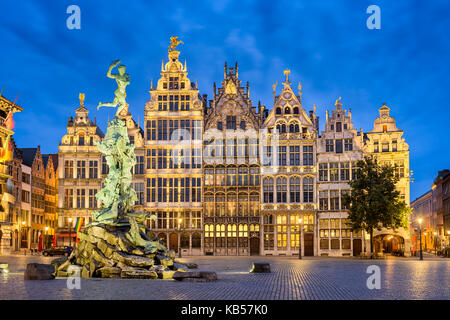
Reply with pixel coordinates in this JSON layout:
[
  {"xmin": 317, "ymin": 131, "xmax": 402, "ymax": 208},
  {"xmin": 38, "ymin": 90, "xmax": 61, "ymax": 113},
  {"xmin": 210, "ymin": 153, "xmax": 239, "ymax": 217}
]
[
  {"xmin": 178, "ymin": 218, "xmax": 183, "ymax": 258},
  {"xmin": 433, "ymin": 232, "xmax": 437, "ymax": 255},
  {"xmin": 68, "ymin": 218, "xmax": 73, "ymax": 247},
  {"xmin": 418, "ymin": 218, "xmax": 423, "ymax": 260},
  {"xmin": 298, "ymin": 218, "xmax": 303, "ymax": 260}
]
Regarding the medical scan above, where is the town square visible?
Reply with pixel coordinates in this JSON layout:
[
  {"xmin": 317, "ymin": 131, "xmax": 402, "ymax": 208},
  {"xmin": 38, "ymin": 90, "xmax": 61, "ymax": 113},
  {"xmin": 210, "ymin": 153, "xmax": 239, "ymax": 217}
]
[{"xmin": 0, "ymin": 0, "xmax": 449, "ymax": 305}]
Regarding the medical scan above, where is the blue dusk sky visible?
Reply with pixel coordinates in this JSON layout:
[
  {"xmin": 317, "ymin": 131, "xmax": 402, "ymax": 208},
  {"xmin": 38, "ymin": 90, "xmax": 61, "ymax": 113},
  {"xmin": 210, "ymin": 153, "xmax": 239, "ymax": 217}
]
[{"xmin": 0, "ymin": 0, "xmax": 449, "ymax": 201}]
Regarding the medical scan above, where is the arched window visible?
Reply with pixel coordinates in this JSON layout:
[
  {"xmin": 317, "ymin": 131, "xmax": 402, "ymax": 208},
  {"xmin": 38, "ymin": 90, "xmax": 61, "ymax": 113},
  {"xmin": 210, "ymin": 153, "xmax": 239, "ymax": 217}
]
[
  {"xmin": 227, "ymin": 193, "xmax": 237, "ymax": 216},
  {"xmin": 205, "ymin": 193, "xmax": 214, "ymax": 217},
  {"xmin": 276, "ymin": 177, "xmax": 287, "ymax": 203},
  {"xmin": 276, "ymin": 107, "xmax": 282, "ymax": 114},
  {"xmin": 285, "ymin": 107, "xmax": 291, "ymax": 114},
  {"xmin": 281, "ymin": 124, "xmax": 287, "ymax": 133},
  {"xmin": 238, "ymin": 193, "xmax": 248, "ymax": 216},
  {"xmin": 263, "ymin": 177, "xmax": 274, "ymax": 203},
  {"xmin": 215, "ymin": 194, "xmax": 225, "ymax": 216},
  {"xmin": 303, "ymin": 177, "xmax": 314, "ymax": 203},
  {"xmin": 249, "ymin": 193, "xmax": 259, "ymax": 216},
  {"xmin": 290, "ymin": 177, "xmax": 301, "ymax": 203},
  {"xmin": 293, "ymin": 107, "xmax": 299, "ymax": 114}
]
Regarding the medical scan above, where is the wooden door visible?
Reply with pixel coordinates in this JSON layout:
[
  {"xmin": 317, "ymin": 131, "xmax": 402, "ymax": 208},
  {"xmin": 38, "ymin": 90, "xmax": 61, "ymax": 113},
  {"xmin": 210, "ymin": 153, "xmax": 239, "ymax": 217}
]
[
  {"xmin": 250, "ymin": 237, "xmax": 260, "ymax": 255},
  {"xmin": 304, "ymin": 233, "xmax": 314, "ymax": 256},
  {"xmin": 169, "ymin": 233, "xmax": 178, "ymax": 252},
  {"xmin": 353, "ymin": 239, "xmax": 362, "ymax": 256}
]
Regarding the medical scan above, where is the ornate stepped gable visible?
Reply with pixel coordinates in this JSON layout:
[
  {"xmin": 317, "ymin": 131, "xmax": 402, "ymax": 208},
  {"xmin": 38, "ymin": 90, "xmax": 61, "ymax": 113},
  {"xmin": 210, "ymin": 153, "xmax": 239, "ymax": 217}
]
[
  {"xmin": 263, "ymin": 70, "xmax": 317, "ymax": 140},
  {"xmin": 145, "ymin": 45, "xmax": 203, "ymax": 113},
  {"xmin": 204, "ymin": 62, "xmax": 264, "ymax": 133}
]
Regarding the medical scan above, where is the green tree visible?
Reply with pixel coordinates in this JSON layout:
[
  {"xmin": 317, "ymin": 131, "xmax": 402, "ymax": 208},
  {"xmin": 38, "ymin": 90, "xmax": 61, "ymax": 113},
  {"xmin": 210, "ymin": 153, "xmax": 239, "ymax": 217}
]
[{"xmin": 342, "ymin": 156, "xmax": 410, "ymax": 256}]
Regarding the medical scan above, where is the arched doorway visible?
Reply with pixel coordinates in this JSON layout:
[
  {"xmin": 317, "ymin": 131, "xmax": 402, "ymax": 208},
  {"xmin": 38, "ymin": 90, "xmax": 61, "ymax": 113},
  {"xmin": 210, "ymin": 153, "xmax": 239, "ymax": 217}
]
[
  {"xmin": 250, "ymin": 237, "xmax": 260, "ymax": 255},
  {"xmin": 373, "ymin": 234, "xmax": 405, "ymax": 254},
  {"xmin": 169, "ymin": 233, "xmax": 178, "ymax": 252}
]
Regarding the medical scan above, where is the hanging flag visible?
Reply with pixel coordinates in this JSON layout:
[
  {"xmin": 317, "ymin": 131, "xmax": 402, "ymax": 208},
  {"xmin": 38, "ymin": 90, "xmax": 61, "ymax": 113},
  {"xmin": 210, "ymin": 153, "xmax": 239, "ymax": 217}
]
[
  {"xmin": 4, "ymin": 111, "xmax": 14, "ymax": 130},
  {"xmin": 0, "ymin": 134, "xmax": 13, "ymax": 162},
  {"xmin": 74, "ymin": 217, "xmax": 85, "ymax": 233}
]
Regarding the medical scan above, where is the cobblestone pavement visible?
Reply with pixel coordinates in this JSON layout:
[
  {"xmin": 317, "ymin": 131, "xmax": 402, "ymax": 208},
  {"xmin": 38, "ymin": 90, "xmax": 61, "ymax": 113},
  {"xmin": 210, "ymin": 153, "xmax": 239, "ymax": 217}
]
[{"xmin": 0, "ymin": 254, "xmax": 448, "ymax": 300}]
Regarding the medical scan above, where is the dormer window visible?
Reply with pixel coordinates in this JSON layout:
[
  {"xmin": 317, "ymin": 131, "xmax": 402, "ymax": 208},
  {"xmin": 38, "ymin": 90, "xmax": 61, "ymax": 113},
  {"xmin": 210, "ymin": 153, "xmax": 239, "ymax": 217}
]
[
  {"xmin": 293, "ymin": 107, "xmax": 299, "ymax": 114},
  {"xmin": 169, "ymin": 77, "xmax": 179, "ymax": 90},
  {"xmin": 276, "ymin": 107, "xmax": 282, "ymax": 115},
  {"xmin": 284, "ymin": 107, "xmax": 290, "ymax": 114},
  {"xmin": 79, "ymin": 133, "xmax": 85, "ymax": 146}
]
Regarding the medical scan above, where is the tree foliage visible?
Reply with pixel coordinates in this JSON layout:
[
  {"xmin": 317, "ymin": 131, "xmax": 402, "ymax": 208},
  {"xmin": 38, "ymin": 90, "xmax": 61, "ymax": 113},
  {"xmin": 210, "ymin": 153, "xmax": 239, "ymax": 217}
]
[{"xmin": 342, "ymin": 156, "xmax": 410, "ymax": 254}]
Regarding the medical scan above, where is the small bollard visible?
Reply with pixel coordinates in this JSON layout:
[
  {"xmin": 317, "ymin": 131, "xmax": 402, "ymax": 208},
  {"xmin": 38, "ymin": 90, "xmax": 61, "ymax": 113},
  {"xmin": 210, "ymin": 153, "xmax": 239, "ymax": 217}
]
[
  {"xmin": 0, "ymin": 263, "xmax": 9, "ymax": 274},
  {"xmin": 250, "ymin": 262, "xmax": 271, "ymax": 273}
]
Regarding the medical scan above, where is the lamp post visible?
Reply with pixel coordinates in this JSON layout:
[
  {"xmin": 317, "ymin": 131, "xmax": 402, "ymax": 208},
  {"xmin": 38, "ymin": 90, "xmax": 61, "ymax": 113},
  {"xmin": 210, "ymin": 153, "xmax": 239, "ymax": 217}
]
[
  {"xmin": 178, "ymin": 218, "xmax": 182, "ymax": 258},
  {"xmin": 68, "ymin": 218, "xmax": 73, "ymax": 248},
  {"xmin": 21, "ymin": 220, "xmax": 25, "ymax": 250},
  {"xmin": 433, "ymin": 232, "xmax": 437, "ymax": 255},
  {"xmin": 298, "ymin": 218, "xmax": 303, "ymax": 260},
  {"xmin": 418, "ymin": 218, "xmax": 423, "ymax": 261}
]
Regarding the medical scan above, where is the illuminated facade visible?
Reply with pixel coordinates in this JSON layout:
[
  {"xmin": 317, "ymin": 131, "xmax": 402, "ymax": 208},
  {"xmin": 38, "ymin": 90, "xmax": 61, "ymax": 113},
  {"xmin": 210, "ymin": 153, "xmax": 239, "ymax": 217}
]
[
  {"xmin": 317, "ymin": 98, "xmax": 364, "ymax": 256},
  {"xmin": 203, "ymin": 63, "xmax": 264, "ymax": 256},
  {"xmin": 143, "ymin": 44, "xmax": 204, "ymax": 255},
  {"xmin": 261, "ymin": 71, "xmax": 318, "ymax": 256},
  {"xmin": 363, "ymin": 104, "xmax": 411, "ymax": 254},
  {"xmin": 57, "ymin": 95, "xmax": 104, "ymax": 246},
  {"xmin": 0, "ymin": 95, "xmax": 22, "ymax": 254}
]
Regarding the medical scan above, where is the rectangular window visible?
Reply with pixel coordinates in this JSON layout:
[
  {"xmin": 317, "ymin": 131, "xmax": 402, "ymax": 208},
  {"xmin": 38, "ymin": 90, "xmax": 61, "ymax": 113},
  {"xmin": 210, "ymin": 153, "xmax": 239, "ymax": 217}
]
[
  {"xmin": 374, "ymin": 141, "xmax": 379, "ymax": 153},
  {"xmin": 335, "ymin": 140, "xmax": 343, "ymax": 154},
  {"xmin": 319, "ymin": 163, "xmax": 328, "ymax": 181},
  {"xmin": 351, "ymin": 161, "xmax": 359, "ymax": 180},
  {"xmin": 77, "ymin": 161, "xmax": 86, "ymax": 179},
  {"xmin": 303, "ymin": 146, "xmax": 313, "ymax": 165},
  {"xmin": 88, "ymin": 189, "xmax": 97, "ymax": 208},
  {"xmin": 326, "ymin": 139, "xmax": 334, "ymax": 152},
  {"xmin": 319, "ymin": 191, "xmax": 328, "ymax": 210},
  {"xmin": 226, "ymin": 116, "xmax": 236, "ymax": 130},
  {"xmin": 382, "ymin": 142, "xmax": 389, "ymax": 152},
  {"xmin": 64, "ymin": 160, "xmax": 74, "ymax": 178},
  {"xmin": 64, "ymin": 189, "xmax": 73, "ymax": 208},
  {"xmin": 392, "ymin": 140, "xmax": 397, "ymax": 152},
  {"xmin": 329, "ymin": 163, "xmax": 339, "ymax": 181},
  {"xmin": 89, "ymin": 160, "xmax": 98, "ymax": 179},
  {"xmin": 289, "ymin": 146, "xmax": 300, "ymax": 166},
  {"xmin": 340, "ymin": 162, "xmax": 350, "ymax": 181},
  {"xmin": 336, "ymin": 122, "xmax": 342, "ymax": 132},
  {"xmin": 76, "ymin": 189, "xmax": 85, "ymax": 209},
  {"xmin": 344, "ymin": 139, "xmax": 353, "ymax": 151},
  {"xmin": 330, "ymin": 191, "xmax": 339, "ymax": 211},
  {"xmin": 102, "ymin": 156, "xmax": 108, "ymax": 175},
  {"xmin": 278, "ymin": 146, "xmax": 287, "ymax": 166}
]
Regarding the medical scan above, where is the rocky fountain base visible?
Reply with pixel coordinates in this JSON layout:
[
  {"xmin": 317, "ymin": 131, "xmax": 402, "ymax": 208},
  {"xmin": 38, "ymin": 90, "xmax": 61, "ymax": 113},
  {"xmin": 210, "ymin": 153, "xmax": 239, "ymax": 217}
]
[{"xmin": 54, "ymin": 223, "xmax": 199, "ymax": 279}]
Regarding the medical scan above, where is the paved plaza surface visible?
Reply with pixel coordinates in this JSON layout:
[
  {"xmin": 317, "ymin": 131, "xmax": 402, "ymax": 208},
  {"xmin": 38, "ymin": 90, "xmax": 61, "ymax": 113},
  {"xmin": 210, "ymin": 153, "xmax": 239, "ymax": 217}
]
[{"xmin": 0, "ymin": 254, "xmax": 448, "ymax": 300}]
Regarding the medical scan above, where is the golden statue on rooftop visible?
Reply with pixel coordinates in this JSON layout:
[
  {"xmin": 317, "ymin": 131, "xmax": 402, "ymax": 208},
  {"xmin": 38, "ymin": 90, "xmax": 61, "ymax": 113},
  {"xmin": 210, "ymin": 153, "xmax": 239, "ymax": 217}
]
[
  {"xmin": 79, "ymin": 93, "xmax": 85, "ymax": 106},
  {"xmin": 169, "ymin": 36, "xmax": 183, "ymax": 52}
]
